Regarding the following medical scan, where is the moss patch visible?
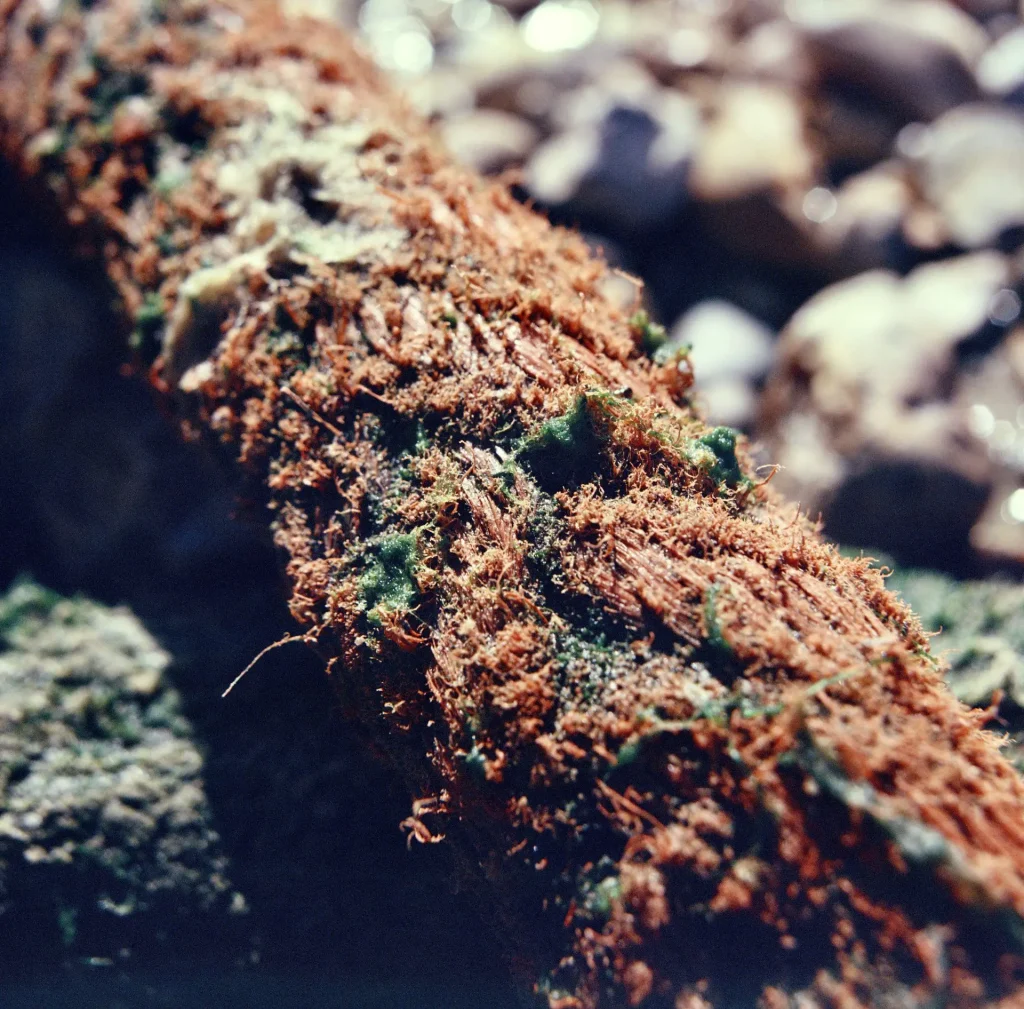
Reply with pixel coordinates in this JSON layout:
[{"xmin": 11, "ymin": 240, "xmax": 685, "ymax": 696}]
[
  {"xmin": 358, "ymin": 533, "xmax": 420, "ymax": 626},
  {"xmin": 629, "ymin": 309, "xmax": 668, "ymax": 355},
  {"xmin": 516, "ymin": 395, "xmax": 603, "ymax": 491},
  {"xmin": 686, "ymin": 426, "xmax": 749, "ymax": 490}
]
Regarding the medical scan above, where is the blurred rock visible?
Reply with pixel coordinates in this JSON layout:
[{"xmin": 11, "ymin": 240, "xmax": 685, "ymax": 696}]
[
  {"xmin": 914, "ymin": 104, "xmax": 1024, "ymax": 248},
  {"xmin": 730, "ymin": 18, "xmax": 815, "ymax": 88},
  {"xmin": 689, "ymin": 82, "xmax": 825, "ymax": 270},
  {"xmin": 665, "ymin": 299, "xmax": 776, "ymax": 430},
  {"xmin": 812, "ymin": 89, "xmax": 904, "ymax": 170},
  {"xmin": 794, "ymin": 0, "xmax": 985, "ymax": 124},
  {"xmin": 977, "ymin": 26, "xmax": 1024, "ymax": 104},
  {"xmin": 970, "ymin": 480, "xmax": 1024, "ymax": 563},
  {"xmin": 951, "ymin": 329, "xmax": 1024, "ymax": 564},
  {"xmin": 815, "ymin": 162, "xmax": 913, "ymax": 273},
  {"xmin": 638, "ymin": 15, "xmax": 731, "ymax": 82},
  {"xmin": 0, "ymin": 247, "xmax": 268, "ymax": 598},
  {"xmin": 406, "ymin": 66, "xmax": 477, "ymax": 119},
  {"xmin": 691, "ymin": 83, "xmax": 815, "ymax": 202},
  {"xmin": 474, "ymin": 59, "xmax": 590, "ymax": 127},
  {"xmin": 670, "ymin": 299, "xmax": 776, "ymax": 385},
  {"xmin": 440, "ymin": 108, "xmax": 539, "ymax": 174},
  {"xmin": 947, "ymin": 0, "xmax": 1018, "ymax": 20},
  {"xmin": 758, "ymin": 253, "xmax": 1017, "ymax": 566},
  {"xmin": 527, "ymin": 85, "xmax": 697, "ymax": 232},
  {"xmin": 697, "ymin": 378, "xmax": 759, "ymax": 430},
  {"xmin": 547, "ymin": 56, "xmax": 656, "ymax": 131},
  {"xmin": 887, "ymin": 568, "xmax": 1024, "ymax": 712}
]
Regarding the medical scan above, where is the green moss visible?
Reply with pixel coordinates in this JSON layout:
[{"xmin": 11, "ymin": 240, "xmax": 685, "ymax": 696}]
[
  {"xmin": 265, "ymin": 327, "xmax": 305, "ymax": 358},
  {"xmin": 154, "ymin": 159, "xmax": 190, "ymax": 197},
  {"xmin": 516, "ymin": 395, "xmax": 603, "ymax": 491},
  {"xmin": 613, "ymin": 691, "xmax": 785, "ymax": 771},
  {"xmin": 358, "ymin": 533, "xmax": 420, "ymax": 626},
  {"xmin": 629, "ymin": 310, "xmax": 668, "ymax": 355},
  {"xmin": 886, "ymin": 569, "xmax": 1024, "ymax": 710},
  {"xmin": 686, "ymin": 426, "xmax": 749, "ymax": 490},
  {"xmin": 412, "ymin": 420, "xmax": 431, "ymax": 456},
  {"xmin": 792, "ymin": 727, "xmax": 1024, "ymax": 950}
]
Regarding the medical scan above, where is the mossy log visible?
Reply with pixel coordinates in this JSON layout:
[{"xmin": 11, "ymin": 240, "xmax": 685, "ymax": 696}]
[{"xmin": 4, "ymin": 2, "xmax": 1024, "ymax": 1005}]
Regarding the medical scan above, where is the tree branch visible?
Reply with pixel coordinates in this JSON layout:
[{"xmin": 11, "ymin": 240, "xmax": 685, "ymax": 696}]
[{"xmin": 3, "ymin": 1, "xmax": 1024, "ymax": 1005}]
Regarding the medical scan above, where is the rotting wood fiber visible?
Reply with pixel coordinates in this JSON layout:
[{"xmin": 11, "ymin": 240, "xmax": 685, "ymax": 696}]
[{"xmin": 3, "ymin": 1, "xmax": 1024, "ymax": 1005}]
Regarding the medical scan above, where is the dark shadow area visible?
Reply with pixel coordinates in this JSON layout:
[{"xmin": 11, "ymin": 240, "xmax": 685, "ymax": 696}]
[{"xmin": 0, "ymin": 164, "xmax": 519, "ymax": 1008}]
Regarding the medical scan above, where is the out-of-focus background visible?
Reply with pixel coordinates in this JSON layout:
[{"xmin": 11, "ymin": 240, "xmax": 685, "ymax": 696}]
[
  {"xmin": 3, "ymin": 0, "xmax": 1024, "ymax": 1005},
  {"xmin": 336, "ymin": 0, "xmax": 1024, "ymax": 575}
]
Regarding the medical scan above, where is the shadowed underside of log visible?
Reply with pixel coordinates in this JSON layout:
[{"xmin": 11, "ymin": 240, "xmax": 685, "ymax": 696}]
[{"xmin": 3, "ymin": 1, "xmax": 1024, "ymax": 1005}]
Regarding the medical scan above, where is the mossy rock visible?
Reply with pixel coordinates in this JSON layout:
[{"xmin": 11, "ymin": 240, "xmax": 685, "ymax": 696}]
[{"xmin": 0, "ymin": 578, "xmax": 246, "ymax": 968}]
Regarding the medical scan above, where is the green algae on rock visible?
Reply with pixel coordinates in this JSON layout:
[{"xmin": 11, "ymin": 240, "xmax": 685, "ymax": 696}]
[{"xmin": 0, "ymin": 578, "xmax": 245, "ymax": 964}]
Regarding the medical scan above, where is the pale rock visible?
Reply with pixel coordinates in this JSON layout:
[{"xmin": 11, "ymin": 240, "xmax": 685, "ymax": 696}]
[
  {"xmin": 474, "ymin": 60, "xmax": 590, "ymax": 127},
  {"xmin": 688, "ymin": 83, "xmax": 822, "ymax": 272},
  {"xmin": 549, "ymin": 58, "xmax": 656, "ymax": 132},
  {"xmin": 815, "ymin": 161, "xmax": 912, "ymax": 274},
  {"xmin": 405, "ymin": 67, "xmax": 477, "ymax": 119},
  {"xmin": 527, "ymin": 87, "xmax": 698, "ymax": 231},
  {"xmin": 690, "ymin": 83, "xmax": 815, "ymax": 201},
  {"xmin": 527, "ymin": 127, "xmax": 600, "ymax": 203},
  {"xmin": 730, "ymin": 19, "xmax": 815, "ymax": 88},
  {"xmin": 440, "ymin": 108, "xmax": 539, "ymax": 174},
  {"xmin": 918, "ymin": 104, "xmax": 1024, "ymax": 247},
  {"xmin": 977, "ymin": 26, "xmax": 1024, "ymax": 104},
  {"xmin": 638, "ymin": 16, "xmax": 731, "ymax": 81},
  {"xmin": 697, "ymin": 378, "xmax": 758, "ymax": 430},
  {"xmin": 670, "ymin": 299, "xmax": 776, "ymax": 385}
]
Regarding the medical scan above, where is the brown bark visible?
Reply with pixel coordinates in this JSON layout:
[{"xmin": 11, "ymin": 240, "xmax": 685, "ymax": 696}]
[{"xmin": 3, "ymin": 1, "xmax": 1024, "ymax": 1006}]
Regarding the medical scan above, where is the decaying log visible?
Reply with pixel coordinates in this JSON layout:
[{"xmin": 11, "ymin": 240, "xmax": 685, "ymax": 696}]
[{"xmin": 4, "ymin": 1, "xmax": 1024, "ymax": 1005}]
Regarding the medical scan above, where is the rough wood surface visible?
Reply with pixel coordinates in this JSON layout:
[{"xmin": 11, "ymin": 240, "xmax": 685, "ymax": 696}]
[{"xmin": 3, "ymin": 1, "xmax": 1024, "ymax": 1005}]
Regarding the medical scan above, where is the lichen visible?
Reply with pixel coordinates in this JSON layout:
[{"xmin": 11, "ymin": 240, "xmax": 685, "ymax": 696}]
[{"xmin": 0, "ymin": 579, "xmax": 241, "ymax": 962}]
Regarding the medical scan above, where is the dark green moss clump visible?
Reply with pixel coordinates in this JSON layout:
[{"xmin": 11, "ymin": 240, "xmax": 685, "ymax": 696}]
[
  {"xmin": 686, "ymin": 426, "xmax": 749, "ymax": 490},
  {"xmin": 629, "ymin": 310, "xmax": 668, "ymax": 355},
  {"xmin": 85, "ymin": 59, "xmax": 149, "ymax": 121},
  {"xmin": 358, "ymin": 533, "xmax": 420, "ymax": 626},
  {"xmin": 516, "ymin": 395, "xmax": 603, "ymax": 491}
]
